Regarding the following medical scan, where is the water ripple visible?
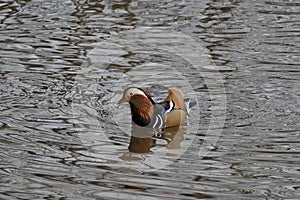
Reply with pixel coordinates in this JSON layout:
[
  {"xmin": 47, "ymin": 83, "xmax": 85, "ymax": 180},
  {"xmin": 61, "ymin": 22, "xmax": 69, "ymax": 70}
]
[{"xmin": 0, "ymin": 0, "xmax": 299, "ymax": 199}]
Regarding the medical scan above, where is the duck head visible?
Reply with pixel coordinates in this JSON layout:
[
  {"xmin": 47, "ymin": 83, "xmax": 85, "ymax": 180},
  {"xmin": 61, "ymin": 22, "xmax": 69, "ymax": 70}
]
[{"xmin": 118, "ymin": 87, "xmax": 155, "ymax": 126}]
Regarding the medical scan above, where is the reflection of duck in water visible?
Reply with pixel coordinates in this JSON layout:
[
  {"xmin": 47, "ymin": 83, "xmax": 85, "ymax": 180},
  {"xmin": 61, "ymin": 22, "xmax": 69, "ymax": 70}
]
[
  {"xmin": 127, "ymin": 126, "xmax": 187, "ymax": 154},
  {"xmin": 118, "ymin": 87, "xmax": 188, "ymax": 154},
  {"xmin": 128, "ymin": 126, "xmax": 155, "ymax": 153}
]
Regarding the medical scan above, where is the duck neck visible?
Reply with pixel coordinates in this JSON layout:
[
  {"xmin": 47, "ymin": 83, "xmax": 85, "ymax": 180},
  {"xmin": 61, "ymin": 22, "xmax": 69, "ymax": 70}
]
[{"xmin": 129, "ymin": 95, "xmax": 154, "ymax": 126}]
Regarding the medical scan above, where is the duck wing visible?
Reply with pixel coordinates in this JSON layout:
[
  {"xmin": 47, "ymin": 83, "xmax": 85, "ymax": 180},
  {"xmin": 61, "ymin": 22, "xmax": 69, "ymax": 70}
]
[
  {"xmin": 162, "ymin": 88, "xmax": 187, "ymax": 112},
  {"xmin": 160, "ymin": 88, "xmax": 188, "ymax": 127}
]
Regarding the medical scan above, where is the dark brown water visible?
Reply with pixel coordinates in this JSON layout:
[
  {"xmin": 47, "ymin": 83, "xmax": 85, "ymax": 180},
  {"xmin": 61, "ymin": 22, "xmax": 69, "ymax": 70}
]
[{"xmin": 1, "ymin": 0, "xmax": 299, "ymax": 199}]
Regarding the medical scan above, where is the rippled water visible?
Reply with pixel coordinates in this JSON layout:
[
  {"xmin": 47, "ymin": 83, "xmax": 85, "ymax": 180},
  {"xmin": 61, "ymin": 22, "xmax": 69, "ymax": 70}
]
[{"xmin": 1, "ymin": 0, "xmax": 299, "ymax": 199}]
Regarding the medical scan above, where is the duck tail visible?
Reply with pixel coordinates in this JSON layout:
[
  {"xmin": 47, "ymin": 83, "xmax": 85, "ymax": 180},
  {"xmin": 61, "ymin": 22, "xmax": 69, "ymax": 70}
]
[{"xmin": 184, "ymin": 98, "xmax": 191, "ymax": 116}]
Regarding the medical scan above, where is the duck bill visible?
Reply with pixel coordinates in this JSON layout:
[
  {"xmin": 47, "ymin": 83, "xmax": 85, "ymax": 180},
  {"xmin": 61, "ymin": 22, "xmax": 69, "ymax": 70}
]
[{"xmin": 117, "ymin": 97, "xmax": 127, "ymax": 104}]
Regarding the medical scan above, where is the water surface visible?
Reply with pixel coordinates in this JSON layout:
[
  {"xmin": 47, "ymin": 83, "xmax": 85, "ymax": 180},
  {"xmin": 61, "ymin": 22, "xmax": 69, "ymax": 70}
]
[{"xmin": 0, "ymin": 0, "xmax": 299, "ymax": 199}]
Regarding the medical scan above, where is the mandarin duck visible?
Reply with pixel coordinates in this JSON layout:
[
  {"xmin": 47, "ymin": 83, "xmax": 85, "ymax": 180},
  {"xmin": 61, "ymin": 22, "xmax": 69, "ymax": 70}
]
[{"xmin": 118, "ymin": 87, "xmax": 188, "ymax": 129}]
